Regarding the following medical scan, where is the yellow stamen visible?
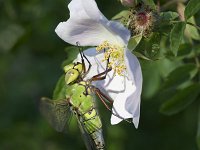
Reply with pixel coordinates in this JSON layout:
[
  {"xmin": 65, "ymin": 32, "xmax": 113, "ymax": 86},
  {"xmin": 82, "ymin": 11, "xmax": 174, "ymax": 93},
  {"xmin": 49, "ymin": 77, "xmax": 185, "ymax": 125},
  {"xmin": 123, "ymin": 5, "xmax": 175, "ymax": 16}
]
[{"xmin": 96, "ymin": 41, "xmax": 126, "ymax": 76}]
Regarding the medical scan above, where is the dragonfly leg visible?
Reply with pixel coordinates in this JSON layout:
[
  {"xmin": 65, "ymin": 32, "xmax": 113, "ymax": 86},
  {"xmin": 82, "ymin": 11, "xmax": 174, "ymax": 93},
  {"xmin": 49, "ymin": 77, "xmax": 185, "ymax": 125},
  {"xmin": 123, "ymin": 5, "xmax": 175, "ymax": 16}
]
[
  {"xmin": 76, "ymin": 42, "xmax": 86, "ymax": 73},
  {"xmin": 93, "ymin": 87, "xmax": 113, "ymax": 104},
  {"xmin": 94, "ymin": 88, "xmax": 131, "ymax": 124},
  {"xmin": 76, "ymin": 42, "xmax": 92, "ymax": 76},
  {"xmin": 94, "ymin": 89, "xmax": 112, "ymax": 111},
  {"xmin": 90, "ymin": 54, "xmax": 111, "ymax": 82}
]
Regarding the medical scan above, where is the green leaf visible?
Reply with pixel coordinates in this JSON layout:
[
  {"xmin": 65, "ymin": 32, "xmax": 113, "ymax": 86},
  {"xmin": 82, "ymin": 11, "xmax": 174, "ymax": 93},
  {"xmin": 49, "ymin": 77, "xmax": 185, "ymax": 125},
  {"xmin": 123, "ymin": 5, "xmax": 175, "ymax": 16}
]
[
  {"xmin": 142, "ymin": 0, "xmax": 156, "ymax": 10},
  {"xmin": 185, "ymin": 16, "xmax": 200, "ymax": 40},
  {"xmin": 160, "ymin": 11, "xmax": 179, "ymax": 21},
  {"xmin": 162, "ymin": 64, "xmax": 198, "ymax": 89},
  {"xmin": 112, "ymin": 10, "xmax": 130, "ymax": 20},
  {"xmin": 0, "ymin": 24, "xmax": 25, "ymax": 53},
  {"xmin": 134, "ymin": 32, "xmax": 161, "ymax": 60},
  {"xmin": 170, "ymin": 22, "xmax": 186, "ymax": 56},
  {"xmin": 62, "ymin": 46, "xmax": 79, "ymax": 67},
  {"xmin": 177, "ymin": 43, "xmax": 192, "ymax": 58},
  {"xmin": 53, "ymin": 75, "xmax": 66, "ymax": 100},
  {"xmin": 128, "ymin": 34, "xmax": 142, "ymax": 51},
  {"xmin": 184, "ymin": 0, "xmax": 200, "ymax": 20},
  {"xmin": 160, "ymin": 83, "xmax": 200, "ymax": 115},
  {"xmin": 197, "ymin": 104, "xmax": 200, "ymax": 149},
  {"xmin": 133, "ymin": 51, "xmax": 151, "ymax": 61}
]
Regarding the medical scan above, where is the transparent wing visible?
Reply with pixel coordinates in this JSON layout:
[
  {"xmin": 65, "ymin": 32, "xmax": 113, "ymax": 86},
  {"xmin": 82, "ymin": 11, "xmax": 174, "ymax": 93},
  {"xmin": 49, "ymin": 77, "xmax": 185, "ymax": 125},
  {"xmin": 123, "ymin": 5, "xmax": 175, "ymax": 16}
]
[{"xmin": 39, "ymin": 97, "xmax": 72, "ymax": 132}]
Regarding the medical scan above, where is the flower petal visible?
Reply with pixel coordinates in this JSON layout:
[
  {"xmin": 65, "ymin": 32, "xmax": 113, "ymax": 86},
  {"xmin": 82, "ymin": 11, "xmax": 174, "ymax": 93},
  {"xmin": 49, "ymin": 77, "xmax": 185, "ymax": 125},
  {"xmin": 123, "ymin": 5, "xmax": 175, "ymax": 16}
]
[
  {"xmin": 110, "ymin": 77, "xmax": 136, "ymax": 125},
  {"xmin": 55, "ymin": 0, "xmax": 130, "ymax": 46},
  {"xmin": 124, "ymin": 49, "xmax": 143, "ymax": 128}
]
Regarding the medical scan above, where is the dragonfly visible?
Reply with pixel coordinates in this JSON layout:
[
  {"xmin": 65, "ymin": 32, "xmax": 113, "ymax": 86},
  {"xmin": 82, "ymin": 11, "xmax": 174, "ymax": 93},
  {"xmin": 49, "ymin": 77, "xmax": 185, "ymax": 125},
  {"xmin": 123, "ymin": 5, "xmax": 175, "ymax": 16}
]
[{"xmin": 40, "ymin": 46, "xmax": 115, "ymax": 150}]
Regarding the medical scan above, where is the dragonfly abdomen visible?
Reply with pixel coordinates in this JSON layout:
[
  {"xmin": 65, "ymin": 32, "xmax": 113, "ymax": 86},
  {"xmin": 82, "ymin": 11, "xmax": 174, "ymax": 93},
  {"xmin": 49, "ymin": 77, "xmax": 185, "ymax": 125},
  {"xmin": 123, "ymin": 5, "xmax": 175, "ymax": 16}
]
[{"xmin": 82, "ymin": 108, "xmax": 105, "ymax": 150}]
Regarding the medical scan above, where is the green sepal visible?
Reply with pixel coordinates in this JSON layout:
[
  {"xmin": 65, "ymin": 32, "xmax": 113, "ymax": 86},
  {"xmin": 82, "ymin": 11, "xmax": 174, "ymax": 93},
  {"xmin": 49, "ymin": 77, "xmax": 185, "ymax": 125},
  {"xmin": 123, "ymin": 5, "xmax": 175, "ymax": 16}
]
[{"xmin": 53, "ymin": 75, "xmax": 66, "ymax": 100}]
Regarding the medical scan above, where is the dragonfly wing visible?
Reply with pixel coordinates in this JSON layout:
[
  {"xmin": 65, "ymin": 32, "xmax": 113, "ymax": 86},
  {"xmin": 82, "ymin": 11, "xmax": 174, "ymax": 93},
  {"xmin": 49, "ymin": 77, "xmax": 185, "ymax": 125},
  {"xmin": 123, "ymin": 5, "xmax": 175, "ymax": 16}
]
[{"xmin": 40, "ymin": 97, "xmax": 72, "ymax": 132}]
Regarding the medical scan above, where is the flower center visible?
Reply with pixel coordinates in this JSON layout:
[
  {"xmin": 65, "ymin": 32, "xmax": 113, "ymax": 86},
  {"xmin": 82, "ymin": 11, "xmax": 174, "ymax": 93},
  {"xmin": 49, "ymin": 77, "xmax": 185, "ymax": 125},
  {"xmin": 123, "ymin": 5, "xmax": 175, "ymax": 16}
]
[
  {"xmin": 136, "ymin": 12, "xmax": 148, "ymax": 26},
  {"xmin": 96, "ymin": 41, "xmax": 126, "ymax": 76}
]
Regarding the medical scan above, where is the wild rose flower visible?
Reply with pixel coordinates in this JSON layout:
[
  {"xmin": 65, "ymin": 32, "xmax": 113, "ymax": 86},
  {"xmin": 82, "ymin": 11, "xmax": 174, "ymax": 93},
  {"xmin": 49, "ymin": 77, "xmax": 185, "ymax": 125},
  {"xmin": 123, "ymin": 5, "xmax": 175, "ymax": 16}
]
[{"xmin": 55, "ymin": 0, "xmax": 142, "ymax": 128}]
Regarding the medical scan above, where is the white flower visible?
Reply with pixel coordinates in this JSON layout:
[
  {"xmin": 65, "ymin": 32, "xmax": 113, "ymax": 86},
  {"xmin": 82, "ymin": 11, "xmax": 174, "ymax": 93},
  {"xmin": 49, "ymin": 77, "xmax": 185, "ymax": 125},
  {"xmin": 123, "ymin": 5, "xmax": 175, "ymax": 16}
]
[{"xmin": 55, "ymin": 0, "xmax": 142, "ymax": 128}]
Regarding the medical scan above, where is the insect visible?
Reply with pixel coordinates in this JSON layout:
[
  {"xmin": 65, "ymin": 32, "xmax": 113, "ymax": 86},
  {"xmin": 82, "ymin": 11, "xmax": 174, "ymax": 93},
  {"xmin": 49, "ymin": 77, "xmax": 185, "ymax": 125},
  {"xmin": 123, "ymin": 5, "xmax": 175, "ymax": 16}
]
[{"xmin": 40, "ymin": 46, "xmax": 114, "ymax": 150}]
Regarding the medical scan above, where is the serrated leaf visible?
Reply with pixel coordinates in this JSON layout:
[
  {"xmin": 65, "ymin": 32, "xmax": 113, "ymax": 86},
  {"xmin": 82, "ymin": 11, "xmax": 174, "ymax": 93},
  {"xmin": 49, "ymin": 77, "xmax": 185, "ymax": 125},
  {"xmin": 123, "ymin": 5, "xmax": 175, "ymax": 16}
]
[
  {"xmin": 184, "ymin": 0, "xmax": 200, "ymax": 20},
  {"xmin": 160, "ymin": 83, "xmax": 200, "ymax": 115},
  {"xmin": 128, "ymin": 34, "xmax": 142, "ymax": 51},
  {"xmin": 170, "ymin": 22, "xmax": 186, "ymax": 56},
  {"xmin": 53, "ymin": 75, "xmax": 66, "ymax": 100},
  {"xmin": 162, "ymin": 64, "xmax": 198, "ymax": 89},
  {"xmin": 160, "ymin": 11, "xmax": 179, "ymax": 21}
]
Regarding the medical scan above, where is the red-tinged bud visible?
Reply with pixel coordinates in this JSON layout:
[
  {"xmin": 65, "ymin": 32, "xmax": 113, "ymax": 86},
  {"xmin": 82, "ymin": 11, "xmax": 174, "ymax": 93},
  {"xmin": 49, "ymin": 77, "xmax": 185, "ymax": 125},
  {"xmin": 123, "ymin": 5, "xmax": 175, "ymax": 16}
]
[{"xmin": 128, "ymin": 3, "xmax": 159, "ymax": 37}]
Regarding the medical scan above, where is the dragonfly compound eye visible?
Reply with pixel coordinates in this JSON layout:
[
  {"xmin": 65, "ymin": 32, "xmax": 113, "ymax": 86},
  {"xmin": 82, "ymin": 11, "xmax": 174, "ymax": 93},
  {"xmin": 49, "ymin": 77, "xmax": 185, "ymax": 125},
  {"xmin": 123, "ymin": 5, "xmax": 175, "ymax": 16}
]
[
  {"xmin": 63, "ymin": 64, "xmax": 74, "ymax": 73},
  {"xmin": 65, "ymin": 69, "xmax": 79, "ymax": 84},
  {"xmin": 74, "ymin": 63, "xmax": 83, "ymax": 73}
]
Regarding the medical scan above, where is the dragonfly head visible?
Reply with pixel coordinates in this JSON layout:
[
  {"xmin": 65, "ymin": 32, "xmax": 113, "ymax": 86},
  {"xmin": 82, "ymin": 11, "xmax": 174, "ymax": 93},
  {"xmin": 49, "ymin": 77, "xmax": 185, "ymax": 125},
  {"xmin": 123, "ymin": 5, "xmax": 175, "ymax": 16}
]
[{"xmin": 63, "ymin": 63, "xmax": 83, "ymax": 84}]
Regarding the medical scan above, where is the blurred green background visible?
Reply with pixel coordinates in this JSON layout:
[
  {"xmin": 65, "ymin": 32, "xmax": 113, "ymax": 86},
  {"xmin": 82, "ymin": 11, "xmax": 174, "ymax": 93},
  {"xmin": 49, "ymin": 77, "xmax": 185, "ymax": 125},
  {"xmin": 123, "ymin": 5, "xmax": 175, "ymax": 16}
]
[{"xmin": 0, "ymin": 0, "xmax": 198, "ymax": 150}]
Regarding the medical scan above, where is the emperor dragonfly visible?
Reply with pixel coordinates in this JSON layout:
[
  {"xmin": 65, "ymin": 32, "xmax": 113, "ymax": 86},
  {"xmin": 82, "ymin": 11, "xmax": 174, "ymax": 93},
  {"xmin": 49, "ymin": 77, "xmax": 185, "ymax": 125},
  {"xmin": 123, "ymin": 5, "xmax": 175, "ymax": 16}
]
[{"xmin": 40, "ymin": 48, "xmax": 113, "ymax": 150}]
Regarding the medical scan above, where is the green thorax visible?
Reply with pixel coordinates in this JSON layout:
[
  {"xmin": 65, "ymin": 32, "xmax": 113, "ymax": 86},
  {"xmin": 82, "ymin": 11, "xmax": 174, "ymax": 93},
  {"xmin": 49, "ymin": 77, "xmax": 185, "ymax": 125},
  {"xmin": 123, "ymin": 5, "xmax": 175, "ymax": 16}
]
[{"xmin": 65, "ymin": 81, "xmax": 94, "ymax": 114}]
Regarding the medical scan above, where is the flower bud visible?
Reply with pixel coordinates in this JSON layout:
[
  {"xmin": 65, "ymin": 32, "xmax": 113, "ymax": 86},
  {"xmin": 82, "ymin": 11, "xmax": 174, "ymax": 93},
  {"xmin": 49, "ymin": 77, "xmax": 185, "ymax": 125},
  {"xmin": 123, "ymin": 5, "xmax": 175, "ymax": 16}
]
[
  {"xmin": 128, "ymin": 3, "xmax": 159, "ymax": 37},
  {"xmin": 120, "ymin": 0, "xmax": 134, "ymax": 7}
]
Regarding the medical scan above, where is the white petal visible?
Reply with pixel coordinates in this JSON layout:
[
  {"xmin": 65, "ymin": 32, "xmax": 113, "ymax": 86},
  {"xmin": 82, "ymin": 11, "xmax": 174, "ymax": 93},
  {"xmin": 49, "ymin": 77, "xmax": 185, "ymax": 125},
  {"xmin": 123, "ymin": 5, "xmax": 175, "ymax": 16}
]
[
  {"xmin": 110, "ymin": 77, "xmax": 136, "ymax": 125},
  {"xmin": 124, "ymin": 49, "xmax": 143, "ymax": 128},
  {"xmin": 55, "ymin": 0, "xmax": 130, "ymax": 46}
]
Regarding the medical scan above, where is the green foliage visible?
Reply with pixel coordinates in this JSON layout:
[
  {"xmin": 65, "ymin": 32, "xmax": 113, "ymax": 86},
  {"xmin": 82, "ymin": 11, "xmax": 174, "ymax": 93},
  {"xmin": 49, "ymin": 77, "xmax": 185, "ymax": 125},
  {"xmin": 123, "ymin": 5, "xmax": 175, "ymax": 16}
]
[
  {"xmin": 162, "ymin": 64, "xmax": 198, "ymax": 89},
  {"xmin": 112, "ymin": 10, "xmax": 130, "ymax": 21},
  {"xmin": 184, "ymin": 0, "xmax": 200, "ymax": 20},
  {"xmin": 160, "ymin": 11, "xmax": 179, "ymax": 21},
  {"xmin": 0, "ymin": 24, "xmax": 25, "ymax": 53},
  {"xmin": 53, "ymin": 75, "xmax": 66, "ymax": 100},
  {"xmin": 1, "ymin": 0, "xmax": 200, "ymax": 150},
  {"xmin": 170, "ymin": 22, "xmax": 186, "ymax": 56},
  {"xmin": 142, "ymin": 0, "xmax": 156, "ymax": 10},
  {"xmin": 160, "ymin": 83, "xmax": 200, "ymax": 115},
  {"xmin": 62, "ymin": 46, "xmax": 79, "ymax": 67},
  {"xmin": 197, "ymin": 106, "xmax": 200, "ymax": 149},
  {"xmin": 128, "ymin": 34, "xmax": 143, "ymax": 51},
  {"xmin": 185, "ymin": 16, "xmax": 200, "ymax": 41}
]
